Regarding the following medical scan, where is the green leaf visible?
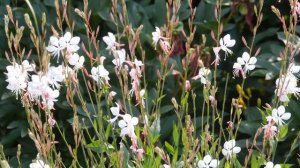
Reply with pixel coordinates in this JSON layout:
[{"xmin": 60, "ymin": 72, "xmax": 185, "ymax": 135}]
[
  {"xmin": 278, "ymin": 125, "xmax": 288, "ymax": 141},
  {"xmin": 86, "ymin": 140, "xmax": 112, "ymax": 153},
  {"xmin": 120, "ymin": 142, "xmax": 130, "ymax": 168},
  {"xmin": 172, "ymin": 124, "xmax": 179, "ymax": 146},
  {"xmin": 160, "ymin": 105, "xmax": 174, "ymax": 114},
  {"xmin": 150, "ymin": 117, "xmax": 161, "ymax": 137},
  {"xmin": 255, "ymin": 28, "xmax": 279, "ymax": 45},
  {"xmin": 152, "ymin": 0, "xmax": 166, "ymax": 26},
  {"xmin": 224, "ymin": 162, "xmax": 231, "ymax": 168},
  {"xmin": 164, "ymin": 141, "xmax": 174, "ymax": 155},
  {"xmin": 281, "ymin": 164, "xmax": 294, "ymax": 168},
  {"xmin": 233, "ymin": 158, "xmax": 243, "ymax": 168},
  {"xmin": 251, "ymin": 150, "xmax": 260, "ymax": 168}
]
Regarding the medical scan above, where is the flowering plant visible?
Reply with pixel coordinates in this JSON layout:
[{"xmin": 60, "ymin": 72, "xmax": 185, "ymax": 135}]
[{"xmin": 0, "ymin": 0, "xmax": 300, "ymax": 167}]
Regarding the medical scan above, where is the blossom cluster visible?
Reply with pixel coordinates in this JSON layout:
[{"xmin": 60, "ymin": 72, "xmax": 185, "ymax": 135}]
[
  {"xmin": 5, "ymin": 32, "xmax": 85, "ymax": 111},
  {"xmin": 263, "ymin": 105, "xmax": 291, "ymax": 140},
  {"xmin": 102, "ymin": 32, "xmax": 145, "ymax": 157}
]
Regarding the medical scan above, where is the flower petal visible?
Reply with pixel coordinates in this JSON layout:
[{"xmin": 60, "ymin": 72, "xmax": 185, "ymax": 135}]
[
  {"xmin": 274, "ymin": 164, "xmax": 281, "ymax": 168},
  {"xmin": 49, "ymin": 36, "xmax": 59, "ymax": 46},
  {"xmin": 110, "ymin": 105, "xmax": 120, "ymax": 116},
  {"xmin": 203, "ymin": 155, "xmax": 212, "ymax": 164},
  {"xmin": 272, "ymin": 109, "xmax": 279, "ymax": 118},
  {"xmin": 222, "ymin": 149, "xmax": 228, "ymax": 157},
  {"xmin": 249, "ymin": 57, "xmax": 257, "ymax": 65},
  {"xmin": 131, "ymin": 117, "xmax": 139, "ymax": 126},
  {"xmin": 233, "ymin": 63, "xmax": 242, "ymax": 69},
  {"xmin": 64, "ymin": 32, "xmax": 72, "ymax": 42},
  {"xmin": 281, "ymin": 113, "xmax": 291, "ymax": 121},
  {"xmin": 118, "ymin": 120, "xmax": 127, "ymax": 128},
  {"xmin": 209, "ymin": 159, "xmax": 219, "ymax": 168},
  {"xmin": 277, "ymin": 106, "xmax": 285, "ymax": 116},
  {"xmin": 120, "ymin": 127, "xmax": 128, "ymax": 136},
  {"xmin": 233, "ymin": 146, "xmax": 241, "ymax": 154},
  {"xmin": 227, "ymin": 139, "xmax": 236, "ymax": 149},
  {"xmin": 265, "ymin": 162, "xmax": 274, "ymax": 168},
  {"xmin": 123, "ymin": 114, "xmax": 132, "ymax": 122},
  {"xmin": 247, "ymin": 64, "xmax": 255, "ymax": 71},
  {"xmin": 237, "ymin": 57, "xmax": 245, "ymax": 65},
  {"xmin": 197, "ymin": 160, "xmax": 206, "ymax": 168},
  {"xmin": 70, "ymin": 36, "xmax": 80, "ymax": 45},
  {"xmin": 242, "ymin": 52, "xmax": 250, "ymax": 62}
]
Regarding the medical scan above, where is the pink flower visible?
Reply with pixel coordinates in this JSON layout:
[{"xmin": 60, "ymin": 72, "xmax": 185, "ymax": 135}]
[{"xmin": 263, "ymin": 116, "xmax": 277, "ymax": 140}]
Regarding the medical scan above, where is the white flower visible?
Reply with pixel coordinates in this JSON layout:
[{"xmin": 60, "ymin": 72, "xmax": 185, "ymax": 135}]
[
  {"xmin": 163, "ymin": 164, "xmax": 171, "ymax": 168},
  {"xmin": 275, "ymin": 63, "xmax": 300, "ymax": 102},
  {"xmin": 63, "ymin": 32, "xmax": 80, "ymax": 53},
  {"xmin": 272, "ymin": 106, "xmax": 291, "ymax": 126},
  {"xmin": 118, "ymin": 114, "xmax": 138, "ymax": 137},
  {"xmin": 21, "ymin": 60, "xmax": 36, "ymax": 72},
  {"xmin": 152, "ymin": 27, "xmax": 161, "ymax": 47},
  {"xmin": 264, "ymin": 161, "xmax": 281, "ymax": 168},
  {"xmin": 220, "ymin": 34, "xmax": 236, "ymax": 58},
  {"xmin": 41, "ymin": 86, "xmax": 59, "ymax": 110},
  {"xmin": 233, "ymin": 52, "xmax": 257, "ymax": 78},
  {"xmin": 46, "ymin": 36, "xmax": 66, "ymax": 60},
  {"xmin": 109, "ymin": 103, "xmax": 121, "ymax": 123},
  {"xmin": 46, "ymin": 32, "xmax": 80, "ymax": 61},
  {"xmin": 27, "ymin": 75, "xmax": 49, "ymax": 101},
  {"xmin": 275, "ymin": 75, "xmax": 300, "ymax": 102},
  {"xmin": 222, "ymin": 139, "xmax": 241, "ymax": 160},
  {"xmin": 5, "ymin": 60, "xmax": 34, "ymax": 95},
  {"xmin": 197, "ymin": 155, "xmax": 219, "ymax": 168},
  {"xmin": 91, "ymin": 65, "xmax": 110, "ymax": 84},
  {"xmin": 103, "ymin": 32, "xmax": 117, "ymax": 51},
  {"xmin": 29, "ymin": 159, "xmax": 50, "ymax": 168},
  {"xmin": 152, "ymin": 27, "xmax": 170, "ymax": 50},
  {"xmin": 112, "ymin": 49, "xmax": 126, "ymax": 67},
  {"xmin": 46, "ymin": 65, "xmax": 64, "ymax": 88},
  {"xmin": 192, "ymin": 67, "xmax": 211, "ymax": 84},
  {"xmin": 68, "ymin": 53, "xmax": 85, "ymax": 70}
]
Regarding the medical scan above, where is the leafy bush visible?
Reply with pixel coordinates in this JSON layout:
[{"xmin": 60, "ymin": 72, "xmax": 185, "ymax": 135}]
[{"xmin": 0, "ymin": 0, "xmax": 300, "ymax": 167}]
